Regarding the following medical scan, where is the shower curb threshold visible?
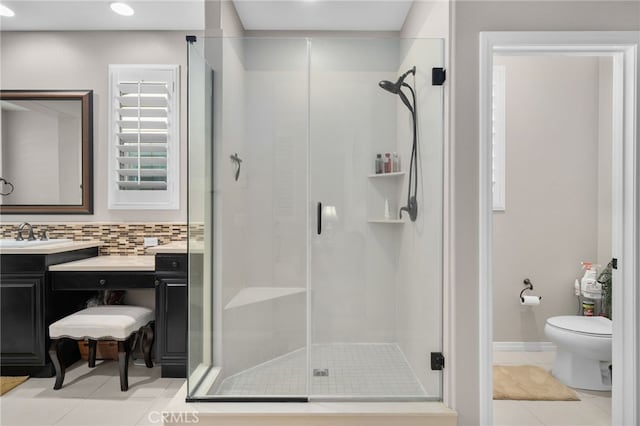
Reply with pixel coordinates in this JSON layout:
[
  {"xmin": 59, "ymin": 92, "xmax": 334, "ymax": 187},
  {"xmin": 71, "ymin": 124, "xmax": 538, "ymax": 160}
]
[{"xmin": 164, "ymin": 383, "xmax": 457, "ymax": 426}]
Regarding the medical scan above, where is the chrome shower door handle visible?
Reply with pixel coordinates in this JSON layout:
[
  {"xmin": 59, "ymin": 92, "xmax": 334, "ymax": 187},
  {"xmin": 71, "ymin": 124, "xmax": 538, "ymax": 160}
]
[{"xmin": 317, "ymin": 202, "xmax": 322, "ymax": 235}]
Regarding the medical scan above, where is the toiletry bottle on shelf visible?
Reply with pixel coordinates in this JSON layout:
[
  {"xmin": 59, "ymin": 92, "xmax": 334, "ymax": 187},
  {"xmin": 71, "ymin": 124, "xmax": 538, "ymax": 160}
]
[
  {"xmin": 384, "ymin": 153, "xmax": 392, "ymax": 173},
  {"xmin": 384, "ymin": 199, "xmax": 391, "ymax": 219},
  {"xmin": 392, "ymin": 152, "xmax": 400, "ymax": 172},
  {"xmin": 375, "ymin": 154, "xmax": 384, "ymax": 174}
]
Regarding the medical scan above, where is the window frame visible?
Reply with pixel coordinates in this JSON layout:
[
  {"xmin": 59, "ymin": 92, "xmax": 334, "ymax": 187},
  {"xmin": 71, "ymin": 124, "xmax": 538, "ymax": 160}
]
[{"xmin": 108, "ymin": 64, "xmax": 180, "ymax": 210}]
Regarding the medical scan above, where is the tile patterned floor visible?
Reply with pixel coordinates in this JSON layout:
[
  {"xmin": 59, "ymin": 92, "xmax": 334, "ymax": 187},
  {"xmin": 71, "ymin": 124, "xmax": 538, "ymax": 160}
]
[
  {"xmin": 1, "ymin": 348, "xmax": 611, "ymax": 426},
  {"xmin": 213, "ymin": 343, "xmax": 427, "ymax": 398},
  {"xmin": 0, "ymin": 360, "xmax": 184, "ymax": 426},
  {"xmin": 493, "ymin": 351, "xmax": 611, "ymax": 426}
]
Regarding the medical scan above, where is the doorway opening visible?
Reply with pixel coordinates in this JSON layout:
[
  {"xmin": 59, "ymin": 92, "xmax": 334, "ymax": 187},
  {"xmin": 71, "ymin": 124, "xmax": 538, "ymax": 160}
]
[{"xmin": 479, "ymin": 32, "xmax": 638, "ymax": 426}]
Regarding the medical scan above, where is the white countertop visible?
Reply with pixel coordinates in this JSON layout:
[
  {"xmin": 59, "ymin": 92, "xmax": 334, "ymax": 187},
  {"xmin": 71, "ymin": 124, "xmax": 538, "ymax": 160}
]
[
  {"xmin": 0, "ymin": 240, "xmax": 103, "ymax": 255},
  {"xmin": 146, "ymin": 241, "xmax": 187, "ymax": 254},
  {"xmin": 49, "ymin": 255, "xmax": 155, "ymax": 272}
]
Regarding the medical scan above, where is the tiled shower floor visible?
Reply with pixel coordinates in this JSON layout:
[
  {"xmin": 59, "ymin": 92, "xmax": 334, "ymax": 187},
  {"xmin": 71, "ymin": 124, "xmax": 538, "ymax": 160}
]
[{"xmin": 211, "ymin": 343, "xmax": 427, "ymax": 398}]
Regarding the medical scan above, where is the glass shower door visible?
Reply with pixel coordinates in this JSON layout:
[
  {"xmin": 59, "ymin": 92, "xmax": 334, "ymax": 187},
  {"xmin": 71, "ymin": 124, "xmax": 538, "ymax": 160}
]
[
  {"xmin": 187, "ymin": 36, "xmax": 445, "ymax": 402},
  {"xmin": 308, "ymin": 38, "xmax": 445, "ymax": 400},
  {"xmin": 190, "ymin": 37, "xmax": 310, "ymax": 400},
  {"xmin": 187, "ymin": 38, "xmax": 215, "ymax": 397}
]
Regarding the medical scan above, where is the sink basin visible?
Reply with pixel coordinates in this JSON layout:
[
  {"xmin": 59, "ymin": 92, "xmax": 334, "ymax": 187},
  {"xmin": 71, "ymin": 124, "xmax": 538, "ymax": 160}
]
[{"xmin": 0, "ymin": 239, "xmax": 72, "ymax": 248}]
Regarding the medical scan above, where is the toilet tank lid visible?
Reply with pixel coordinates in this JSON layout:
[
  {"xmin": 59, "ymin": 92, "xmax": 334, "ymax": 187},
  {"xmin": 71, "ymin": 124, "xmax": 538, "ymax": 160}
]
[{"xmin": 547, "ymin": 315, "xmax": 612, "ymax": 335}]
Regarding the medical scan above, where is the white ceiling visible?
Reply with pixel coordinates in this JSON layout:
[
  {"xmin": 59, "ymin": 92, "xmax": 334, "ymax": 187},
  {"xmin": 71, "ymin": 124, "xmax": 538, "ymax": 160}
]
[
  {"xmin": 0, "ymin": 1, "xmax": 205, "ymax": 31},
  {"xmin": 233, "ymin": 0, "xmax": 413, "ymax": 31},
  {"xmin": 0, "ymin": 0, "xmax": 413, "ymax": 32}
]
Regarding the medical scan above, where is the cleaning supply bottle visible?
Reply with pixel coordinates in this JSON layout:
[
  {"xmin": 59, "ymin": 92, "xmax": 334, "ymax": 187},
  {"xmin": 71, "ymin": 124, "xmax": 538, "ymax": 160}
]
[{"xmin": 580, "ymin": 262, "xmax": 602, "ymax": 316}]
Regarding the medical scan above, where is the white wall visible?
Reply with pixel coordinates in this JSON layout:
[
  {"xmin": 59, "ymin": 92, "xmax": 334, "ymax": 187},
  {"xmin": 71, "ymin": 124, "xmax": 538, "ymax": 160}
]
[
  {"xmin": 243, "ymin": 39, "xmax": 308, "ymax": 291},
  {"xmin": 215, "ymin": 38, "xmax": 310, "ymax": 378},
  {"xmin": 492, "ymin": 55, "xmax": 611, "ymax": 342},
  {"xmin": 0, "ymin": 31, "xmax": 189, "ymax": 222},
  {"xmin": 399, "ymin": 0, "xmax": 450, "ymax": 399},
  {"xmin": 450, "ymin": 1, "xmax": 640, "ymax": 423},
  {"xmin": 402, "ymin": 0, "xmax": 450, "ymax": 40},
  {"xmin": 309, "ymin": 38, "xmax": 400, "ymax": 344},
  {"xmin": 213, "ymin": 36, "xmax": 423, "ymax": 379},
  {"xmin": 597, "ymin": 58, "xmax": 613, "ymax": 268},
  {"xmin": 393, "ymin": 38, "xmax": 446, "ymax": 397}
]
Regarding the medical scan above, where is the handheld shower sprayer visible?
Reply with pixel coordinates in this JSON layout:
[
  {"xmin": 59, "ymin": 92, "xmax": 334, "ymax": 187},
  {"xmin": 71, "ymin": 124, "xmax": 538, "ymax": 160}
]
[
  {"xmin": 378, "ymin": 66, "xmax": 418, "ymax": 222},
  {"xmin": 378, "ymin": 66, "xmax": 416, "ymax": 114},
  {"xmin": 378, "ymin": 66, "xmax": 416, "ymax": 95}
]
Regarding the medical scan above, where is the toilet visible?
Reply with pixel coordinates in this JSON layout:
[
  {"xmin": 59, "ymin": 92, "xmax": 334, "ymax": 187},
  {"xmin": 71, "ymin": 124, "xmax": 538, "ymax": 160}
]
[{"xmin": 544, "ymin": 315, "xmax": 612, "ymax": 391}]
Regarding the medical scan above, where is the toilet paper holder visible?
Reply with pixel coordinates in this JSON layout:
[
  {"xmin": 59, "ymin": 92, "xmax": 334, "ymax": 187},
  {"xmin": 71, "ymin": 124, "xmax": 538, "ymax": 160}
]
[{"xmin": 520, "ymin": 278, "xmax": 542, "ymax": 303}]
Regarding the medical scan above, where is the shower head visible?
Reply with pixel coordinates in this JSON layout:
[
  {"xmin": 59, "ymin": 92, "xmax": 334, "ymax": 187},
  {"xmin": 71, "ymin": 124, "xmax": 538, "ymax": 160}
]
[
  {"xmin": 378, "ymin": 79, "xmax": 400, "ymax": 94},
  {"xmin": 378, "ymin": 66, "xmax": 416, "ymax": 113},
  {"xmin": 378, "ymin": 66, "xmax": 416, "ymax": 94}
]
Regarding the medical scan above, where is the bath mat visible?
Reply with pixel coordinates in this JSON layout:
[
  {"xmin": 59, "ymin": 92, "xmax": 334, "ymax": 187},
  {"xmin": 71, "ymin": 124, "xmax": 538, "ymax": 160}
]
[
  {"xmin": 0, "ymin": 376, "xmax": 28, "ymax": 396},
  {"xmin": 493, "ymin": 365, "xmax": 579, "ymax": 401}
]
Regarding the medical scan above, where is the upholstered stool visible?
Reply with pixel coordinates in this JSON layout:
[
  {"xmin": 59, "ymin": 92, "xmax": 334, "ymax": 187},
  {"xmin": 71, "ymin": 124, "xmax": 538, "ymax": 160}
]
[{"xmin": 49, "ymin": 305, "xmax": 155, "ymax": 391}]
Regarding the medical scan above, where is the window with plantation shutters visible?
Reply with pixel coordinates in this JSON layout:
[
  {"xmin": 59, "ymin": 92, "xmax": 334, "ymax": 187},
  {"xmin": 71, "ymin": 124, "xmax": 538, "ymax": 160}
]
[
  {"xmin": 108, "ymin": 65, "xmax": 179, "ymax": 209},
  {"xmin": 492, "ymin": 65, "xmax": 506, "ymax": 211}
]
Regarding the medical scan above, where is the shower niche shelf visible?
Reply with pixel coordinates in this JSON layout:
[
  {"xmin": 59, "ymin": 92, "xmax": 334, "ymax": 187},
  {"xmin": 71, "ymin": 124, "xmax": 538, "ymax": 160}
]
[
  {"xmin": 367, "ymin": 171, "xmax": 406, "ymax": 179},
  {"xmin": 368, "ymin": 171, "xmax": 405, "ymax": 225},
  {"xmin": 367, "ymin": 219, "xmax": 405, "ymax": 224}
]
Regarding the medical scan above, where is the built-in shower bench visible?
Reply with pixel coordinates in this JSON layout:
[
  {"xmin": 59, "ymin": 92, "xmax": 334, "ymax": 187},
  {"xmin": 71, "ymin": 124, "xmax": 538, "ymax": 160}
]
[
  {"xmin": 221, "ymin": 286, "xmax": 307, "ymax": 382},
  {"xmin": 225, "ymin": 287, "xmax": 306, "ymax": 309}
]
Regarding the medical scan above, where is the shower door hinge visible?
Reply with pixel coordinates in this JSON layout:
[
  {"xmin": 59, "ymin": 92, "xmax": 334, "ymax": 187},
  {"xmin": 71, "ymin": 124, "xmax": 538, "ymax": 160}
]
[
  {"xmin": 612, "ymin": 258, "xmax": 618, "ymax": 270},
  {"xmin": 430, "ymin": 352, "xmax": 445, "ymax": 370},
  {"xmin": 432, "ymin": 68, "xmax": 446, "ymax": 86}
]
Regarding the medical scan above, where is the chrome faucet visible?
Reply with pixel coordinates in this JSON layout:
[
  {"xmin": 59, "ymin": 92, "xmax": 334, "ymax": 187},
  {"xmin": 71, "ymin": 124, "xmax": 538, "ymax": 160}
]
[{"xmin": 16, "ymin": 222, "xmax": 36, "ymax": 241}]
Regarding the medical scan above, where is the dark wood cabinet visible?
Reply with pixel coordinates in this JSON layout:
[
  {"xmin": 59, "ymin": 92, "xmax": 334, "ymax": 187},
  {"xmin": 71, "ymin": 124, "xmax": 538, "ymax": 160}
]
[
  {"xmin": 0, "ymin": 276, "xmax": 44, "ymax": 366},
  {"xmin": 0, "ymin": 248, "xmax": 99, "ymax": 377},
  {"xmin": 155, "ymin": 254, "xmax": 187, "ymax": 378},
  {"xmin": 50, "ymin": 271, "xmax": 155, "ymax": 290}
]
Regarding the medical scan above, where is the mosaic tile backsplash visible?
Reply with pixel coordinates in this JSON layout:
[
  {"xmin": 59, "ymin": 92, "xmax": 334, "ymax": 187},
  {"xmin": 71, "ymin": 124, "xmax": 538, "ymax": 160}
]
[{"xmin": 0, "ymin": 223, "xmax": 187, "ymax": 256}]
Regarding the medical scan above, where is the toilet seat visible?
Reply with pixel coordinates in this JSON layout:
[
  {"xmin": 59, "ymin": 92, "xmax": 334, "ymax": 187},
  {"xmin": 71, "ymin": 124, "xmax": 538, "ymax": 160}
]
[{"xmin": 546, "ymin": 315, "xmax": 611, "ymax": 337}]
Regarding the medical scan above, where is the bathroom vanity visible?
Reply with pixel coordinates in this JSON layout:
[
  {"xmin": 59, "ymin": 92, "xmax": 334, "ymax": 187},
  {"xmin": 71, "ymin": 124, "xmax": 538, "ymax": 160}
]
[
  {"xmin": 49, "ymin": 243, "xmax": 188, "ymax": 378},
  {"xmin": 1, "ymin": 239, "xmax": 189, "ymax": 378},
  {"xmin": 149, "ymin": 242, "xmax": 188, "ymax": 378},
  {"xmin": 0, "ymin": 240, "xmax": 102, "ymax": 376}
]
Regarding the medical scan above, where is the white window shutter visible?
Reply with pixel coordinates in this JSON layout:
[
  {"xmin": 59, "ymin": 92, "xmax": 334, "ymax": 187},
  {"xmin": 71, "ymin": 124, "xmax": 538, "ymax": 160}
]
[{"xmin": 108, "ymin": 65, "xmax": 179, "ymax": 209}]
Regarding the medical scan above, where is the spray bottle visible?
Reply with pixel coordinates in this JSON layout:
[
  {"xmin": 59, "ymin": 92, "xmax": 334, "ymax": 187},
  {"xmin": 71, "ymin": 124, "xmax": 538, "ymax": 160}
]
[{"xmin": 580, "ymin": 262, "xmax": 602, "ymax": 316}]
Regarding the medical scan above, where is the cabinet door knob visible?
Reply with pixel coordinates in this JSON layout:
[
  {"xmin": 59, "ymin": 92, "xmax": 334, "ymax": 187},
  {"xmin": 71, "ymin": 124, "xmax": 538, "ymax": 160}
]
[
  {"xmin": 98, "ymin": 279, "xmax": 106, "ymax": 286},
  {"xmin": 171, "ymin": 261, "xmax": 179, "ymax": 268},
  {"xmin": 155, "ymin": 280, "xmax": 160, "ymax": 287}
]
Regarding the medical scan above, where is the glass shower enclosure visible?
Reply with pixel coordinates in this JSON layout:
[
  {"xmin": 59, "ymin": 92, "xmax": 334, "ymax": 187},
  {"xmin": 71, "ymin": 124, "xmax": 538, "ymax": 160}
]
[{"xmin": 187, "ymin": 36, "xmax": 444, "ymax": 401}]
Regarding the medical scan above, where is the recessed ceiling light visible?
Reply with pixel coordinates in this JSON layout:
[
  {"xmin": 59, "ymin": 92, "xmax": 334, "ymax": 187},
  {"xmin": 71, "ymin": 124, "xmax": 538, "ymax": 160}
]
[
  {"xmin": 0, "ymin": 4, "xmax": 15, "ymax": 17},
  {"xmin": 110, "ymin": 2, "xmax": 134, "ymax": 17}
]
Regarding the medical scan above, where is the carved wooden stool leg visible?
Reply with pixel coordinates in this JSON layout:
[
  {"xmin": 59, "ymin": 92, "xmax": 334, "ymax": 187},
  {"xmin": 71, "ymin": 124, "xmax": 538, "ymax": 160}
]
[
  {"xmin": 142, "ymin": 324, "xmax": 154, "ymax": 368},
  {"xmin": 49, "ymin": 339, "xmax": 65, "ymax": 390},
  {"xmin": 117, "ymin": 339, "xmax": 130, "ymax": 391},
  {"xmin": 88, "ymin": 339, "xmax": 97, "ymax": 368}
]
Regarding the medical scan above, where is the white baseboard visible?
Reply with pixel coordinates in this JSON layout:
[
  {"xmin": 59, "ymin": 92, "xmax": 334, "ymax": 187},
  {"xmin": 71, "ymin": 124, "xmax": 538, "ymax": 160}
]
[{"xmin": 493, "ymin": 341, "xmax": 556, "ymax": 352}]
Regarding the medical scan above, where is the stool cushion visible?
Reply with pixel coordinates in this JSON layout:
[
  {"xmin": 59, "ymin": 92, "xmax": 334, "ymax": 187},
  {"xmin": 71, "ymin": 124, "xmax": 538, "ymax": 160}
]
[{"xmin": 49, "ymin": 306, "xmax": 154, "ymax": 340}]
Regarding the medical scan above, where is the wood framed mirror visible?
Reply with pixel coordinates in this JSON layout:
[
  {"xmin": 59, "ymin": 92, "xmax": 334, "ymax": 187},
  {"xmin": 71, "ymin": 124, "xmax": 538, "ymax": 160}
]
[{"xmin": 0, "ymin": 90, "xmax": 93, "ymax": 214}]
